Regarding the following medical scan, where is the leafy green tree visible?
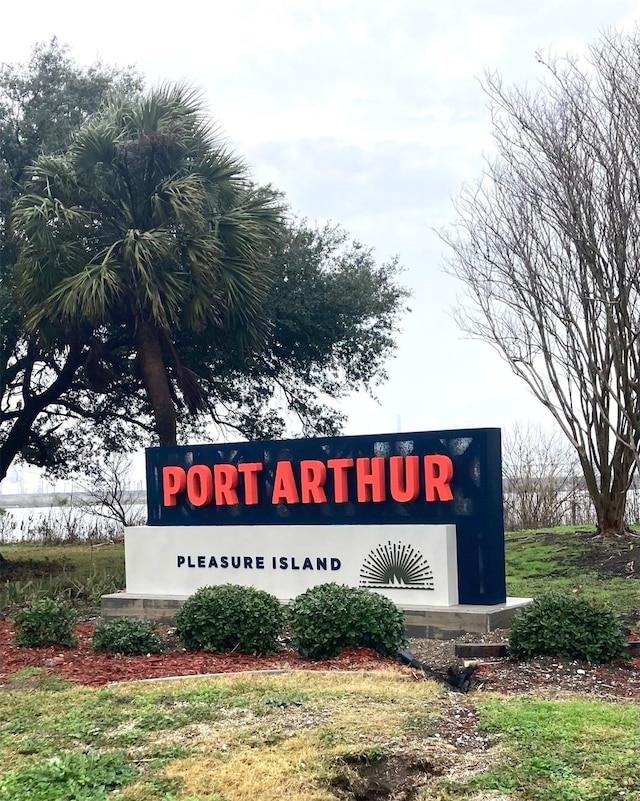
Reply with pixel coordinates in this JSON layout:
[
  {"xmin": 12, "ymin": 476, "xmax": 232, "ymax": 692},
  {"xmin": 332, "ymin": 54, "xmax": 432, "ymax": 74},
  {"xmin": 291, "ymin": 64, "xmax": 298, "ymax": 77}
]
[
  {"xmin": 0, "ymin": 39, "xmax": 142, "ymax": 480},
  {"xmin": 1, "ymin": 46, "xmax": 408, "ymax": 482},
  {"xmin": 40, "ymin": 218, "xmax": 409, "ymax": 477},
  {"xmin": 12, "ymin": 84, "xmax": 284, "ymax": 446},
  {"xmin": 189, "ymin": 220, "xmax": 409, "ymax": 439}
]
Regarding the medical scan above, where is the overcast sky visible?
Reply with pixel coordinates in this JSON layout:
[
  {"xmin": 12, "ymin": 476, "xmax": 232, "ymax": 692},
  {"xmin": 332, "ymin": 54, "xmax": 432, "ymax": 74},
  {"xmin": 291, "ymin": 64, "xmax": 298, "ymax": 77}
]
[{"xmin": 2, "ymin": 1, "xmax": 640, "ymax": 476}]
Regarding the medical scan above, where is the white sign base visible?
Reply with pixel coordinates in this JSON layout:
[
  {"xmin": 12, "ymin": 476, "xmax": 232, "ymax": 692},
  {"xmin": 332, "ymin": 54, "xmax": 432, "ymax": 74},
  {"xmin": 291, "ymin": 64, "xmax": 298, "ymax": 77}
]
[{"xmin": 124, "ymin": 524, "xmax": 459, "ymax": 607}]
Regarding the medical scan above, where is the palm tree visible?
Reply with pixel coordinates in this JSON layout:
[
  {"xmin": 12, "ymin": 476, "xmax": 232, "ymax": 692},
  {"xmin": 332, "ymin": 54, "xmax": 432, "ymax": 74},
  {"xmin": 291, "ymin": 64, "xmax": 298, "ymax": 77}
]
[{"xmin": 11, "ymin": 84, "xmax": 284, "ymax": 445}]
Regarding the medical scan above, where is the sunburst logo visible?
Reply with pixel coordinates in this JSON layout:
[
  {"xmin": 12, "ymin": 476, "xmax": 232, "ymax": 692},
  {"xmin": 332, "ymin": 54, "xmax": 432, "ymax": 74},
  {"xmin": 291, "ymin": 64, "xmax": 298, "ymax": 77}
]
[{"xmin": 360, "ymin": 541, "xmax": 434, "ymax": 590}]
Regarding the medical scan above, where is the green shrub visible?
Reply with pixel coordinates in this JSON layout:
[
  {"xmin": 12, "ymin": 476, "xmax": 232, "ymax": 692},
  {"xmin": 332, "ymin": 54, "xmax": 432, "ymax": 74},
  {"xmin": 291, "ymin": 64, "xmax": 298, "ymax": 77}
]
[
  {"xmin": 175, "ymin": 584, "xmax": 284, "ymax": 655},
  {"xmin": 13, "ymin": 598, "xmax": 77, "ymax": 647},
  {"xmin": 508, "ymin": 593, "xmax": 627, "ymax": 664},
  {"xmin": 288, "ymin": 582, "xmax": 407, "ymax": 660},
  {"xmin": 92, "ymin": 618, "xmax": 163, "ymax": 656}
]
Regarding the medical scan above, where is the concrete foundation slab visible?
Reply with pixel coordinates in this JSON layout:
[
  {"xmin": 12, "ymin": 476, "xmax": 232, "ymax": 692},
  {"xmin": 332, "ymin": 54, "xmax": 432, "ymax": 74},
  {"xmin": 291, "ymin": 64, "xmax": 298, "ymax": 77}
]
[{"xmin": 101, "ymin": 593, "xmax": 531, "ymax": 639}]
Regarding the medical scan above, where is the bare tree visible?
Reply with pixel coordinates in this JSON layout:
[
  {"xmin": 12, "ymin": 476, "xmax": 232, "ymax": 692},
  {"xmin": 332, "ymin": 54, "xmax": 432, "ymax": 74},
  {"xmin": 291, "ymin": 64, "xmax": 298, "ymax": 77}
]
[
  {"xmin": 502, "ymin": 422, "xmax": 586, "ymax": 530},
  {"xmin": 442, "ymin": 29, "xmax": 640, "ymax": 536},
  {"xmin": 77, "ymin": 453, "xmax": 145, "ymax": 531}
]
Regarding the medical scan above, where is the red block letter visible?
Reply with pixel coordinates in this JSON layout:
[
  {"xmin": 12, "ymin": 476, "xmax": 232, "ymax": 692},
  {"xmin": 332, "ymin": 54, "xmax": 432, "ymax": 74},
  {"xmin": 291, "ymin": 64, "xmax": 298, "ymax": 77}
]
[
  {"xmin": 389, "ymin": 455, "xmax": 419, "ymax": 502},
  {"xmin": 300, "ymin": 460, "xmax": 327, "ymax": 503},
  {"xmin": 186, "ymin": 465, "xmax": 214, "ymax": 507},
  {"xmin": 327, "ymin": 458, "xmax": 354, "ymax": 503},
  {"xmin": 213, "ymin": 464, "xmax": 239, "ymax": 505},
  {"xmin": 356, "ymin": 456, "xmax": 386, "ymax": 502},
  {"xmin": 424, "ymin": 455, "xmax": 454, "ymax": 501},
  {"xmin": 238, "ymin": 462, "xmax": 263, "ymax": 505},
  {"xmin": 162, "ymin": 466, "xmax": 186, "ymax": 506},
  {"xmin": 271, "ymin": 461, "xmax": 300, "ymax": 504}
]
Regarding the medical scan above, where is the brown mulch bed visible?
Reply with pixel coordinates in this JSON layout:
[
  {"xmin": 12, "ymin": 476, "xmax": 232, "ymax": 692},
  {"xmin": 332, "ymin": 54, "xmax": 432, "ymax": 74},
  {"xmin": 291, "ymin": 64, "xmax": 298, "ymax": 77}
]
[
  {"xmin": 0, "ymin": 621, "xmax": 638, "ymax": 698},
  {"xmin": 0, "ymin": 622, "xmax": 401, "ymax": 688}
]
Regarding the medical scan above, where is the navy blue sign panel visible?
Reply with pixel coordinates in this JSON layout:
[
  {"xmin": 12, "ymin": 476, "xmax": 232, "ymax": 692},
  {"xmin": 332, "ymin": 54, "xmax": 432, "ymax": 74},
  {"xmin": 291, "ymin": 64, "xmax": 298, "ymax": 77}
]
[{"xmin": 145, "ymin": 428, "xmax": 506, "ymax": 605}]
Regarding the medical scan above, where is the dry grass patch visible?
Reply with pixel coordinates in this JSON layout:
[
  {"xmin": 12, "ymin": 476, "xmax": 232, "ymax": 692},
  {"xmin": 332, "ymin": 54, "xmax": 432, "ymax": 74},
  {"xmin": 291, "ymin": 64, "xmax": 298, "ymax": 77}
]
[
  {"xmin": 161, "ymin": 732, "xmax": 457, "ymax": 801},
  {"xmin": 4, "ymin": 670, "xmax": 633, "ymax": 800},
  {"xmin": 164, "ymin": 733, "xmax": 337, "ymax": 801},
  {"xmin": 117, "ymin": 671, "xmax": 445, "ymax": 800},
  {"xmin": 111, "ymin": 668, "xmax": 420, "ymax": 699}
]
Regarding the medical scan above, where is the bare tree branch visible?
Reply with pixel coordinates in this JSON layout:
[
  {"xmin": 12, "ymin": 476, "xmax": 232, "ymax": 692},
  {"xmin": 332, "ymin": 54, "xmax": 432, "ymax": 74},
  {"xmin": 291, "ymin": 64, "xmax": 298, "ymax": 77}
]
[{"xmin": 442, "ymin": 29, "xmax": 640, "ymax": 536}]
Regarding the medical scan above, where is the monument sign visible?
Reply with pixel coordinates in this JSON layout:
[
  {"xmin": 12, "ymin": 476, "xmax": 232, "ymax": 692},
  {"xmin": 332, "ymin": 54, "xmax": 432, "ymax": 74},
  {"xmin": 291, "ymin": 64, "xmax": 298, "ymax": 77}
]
[{"xmin": 122, "ymin": 427, "xmax": 506, "ymax": 607}]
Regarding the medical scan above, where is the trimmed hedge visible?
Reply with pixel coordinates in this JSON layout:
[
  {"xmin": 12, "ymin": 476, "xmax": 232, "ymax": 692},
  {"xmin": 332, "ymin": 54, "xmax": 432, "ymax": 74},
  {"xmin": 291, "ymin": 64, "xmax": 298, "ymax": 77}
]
[
  {"xmin": 175, "ymin": 584, "xmax": 284, "ymax": 654},
  {"xmin": 92, "ymin": 617, "xmax": 163, "ymax": 656},
  {"xmin": 288, "ymin": 582, "xmax": 407, "ymax": 660},
  {"xmin": 508, "ymin": 593, "xmax": 627, "ymax": 663}
]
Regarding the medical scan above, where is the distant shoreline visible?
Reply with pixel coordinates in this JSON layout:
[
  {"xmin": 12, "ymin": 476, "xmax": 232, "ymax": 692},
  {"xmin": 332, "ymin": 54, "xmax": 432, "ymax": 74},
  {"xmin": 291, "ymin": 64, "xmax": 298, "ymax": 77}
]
[{"xmin": 0, "ymin": 490, "xmax": 146, "ymax": 508}]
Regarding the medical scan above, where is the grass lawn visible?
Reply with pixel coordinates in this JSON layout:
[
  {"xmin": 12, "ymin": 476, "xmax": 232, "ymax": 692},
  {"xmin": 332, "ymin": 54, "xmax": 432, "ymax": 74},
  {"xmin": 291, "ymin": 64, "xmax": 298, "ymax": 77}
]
[
  {"xmin": 0, "ymin": 530, "xmax": 638, "ymax": 799},
  {"xmin": 0, "ymin": 671, "xmax": 637, "ymax": 801},
  {"xmin": 3, "ymin": 527, "xmax": 638, "ymax": 624},
  {"xmin": 439, "ymin": 694, "xmax": 639, "ymax": 801},
  {"xmin": 0, "ymin": 542, "xmax": 125, "ymax": 608},
  {"xmin": 505, "ymin": 529, "xmax": 639, "ymax": 626}
]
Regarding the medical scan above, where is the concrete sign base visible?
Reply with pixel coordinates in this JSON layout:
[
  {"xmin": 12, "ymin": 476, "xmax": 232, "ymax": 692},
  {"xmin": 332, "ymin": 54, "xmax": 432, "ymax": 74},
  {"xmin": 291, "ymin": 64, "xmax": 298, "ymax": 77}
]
[
  {"xmin": 100, "ymin": 592, "xmax": 531, "ymax": 639},
  {"xmin": 123, "ymin": 523, "xmax": 459, "ymax": 607}
]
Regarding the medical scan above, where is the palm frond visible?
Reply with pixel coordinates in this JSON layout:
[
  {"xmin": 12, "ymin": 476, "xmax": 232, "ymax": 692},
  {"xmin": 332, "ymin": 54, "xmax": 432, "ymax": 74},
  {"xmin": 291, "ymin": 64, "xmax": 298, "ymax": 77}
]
[
  {"xmin": 11, "ymin": 80, "xmax": 289, "ymax": 440},
  {"xmin": 22, "ymin": 256, "xmax": 123, "ymax": 332},
  {"xmin": 70, "ymin": 120, "xmax": 119, "ymax": 173},
  {"xmin": 153, "ymin": 173, "xmax": 209, "ymax": 228},
  {"xmin": 174, "ymin": 362, "xmax": 207, "ymax": 414}
]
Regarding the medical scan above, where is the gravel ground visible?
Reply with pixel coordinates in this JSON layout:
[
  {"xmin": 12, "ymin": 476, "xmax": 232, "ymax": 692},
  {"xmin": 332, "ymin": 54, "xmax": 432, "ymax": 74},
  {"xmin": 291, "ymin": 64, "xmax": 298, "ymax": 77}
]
[
  {"xmin": 408, "ymin": 629, "xmax": 510, "ymax": 670},
  {"xmin": 406, "ymin": 631, "xmax": 640, "ymax": 699}
]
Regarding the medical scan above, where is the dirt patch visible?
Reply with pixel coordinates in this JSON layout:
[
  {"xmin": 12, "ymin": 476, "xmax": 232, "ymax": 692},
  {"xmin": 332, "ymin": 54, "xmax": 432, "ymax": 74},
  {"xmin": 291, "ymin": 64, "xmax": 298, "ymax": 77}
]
[
  {"xmin": 525, "ymin": 529, "xmax": 639, "ymax": 579},
  {"xmin": 563, "ymin": 530, "xmax": 640, "ymax": 578},
  {"xmin": 328, "ymin": 751, "xmax": 442, "ymax": 800},
  {"xmin": 436, "ymin": 696, "xmax": 491, "ymax": 752},
  {"xmin": 0, "ymin": 555, "xmax": 71, "ymax": 581}
]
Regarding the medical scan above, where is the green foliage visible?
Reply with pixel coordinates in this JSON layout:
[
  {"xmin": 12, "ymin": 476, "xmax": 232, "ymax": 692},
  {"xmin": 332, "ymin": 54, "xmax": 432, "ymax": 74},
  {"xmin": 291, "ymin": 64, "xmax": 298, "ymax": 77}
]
[
  {"xmin": 0, "ymin": 40, "xmax": 143, "ymax": 480},
  {"xmin": 0, "ymin": 750, "xmax": 135, "ymax": 801},
  {"xmin": 287, "ymin": 582, "xmax": 407, "ymax": 660},
  {"xmin": 209, "ymin": 221, "xmax": 409, "ymax": 440},
  {"xmin": 175, "ymin": 584, "xmax": 284, "ymax": 655},
  {"xmin": 0, "ymin": 541, "xmax": 126, "ymax": 611},
  {"xmin": 15, "ymin": 215, "xmax": 408, "ymax": 475},
  {"xmin": 0, "ymin": 571, "xmax": 124, "ymax": 609},
  {"xmin": 450, "ymin": 697, "xmax": 640, "ymax": 801},
  {"xmin": 0, "ymin": 44, "xmax": 407, "ymax": 475},
  {"xmin": 13, "ymin": 598, "xmax": 77, "ymax": 647},
  {"xmin": 92, "ymin": 618, "xmax": 163, "ymax": 656},
  {"xmin": 508, "ymin": 593, "xmax": 627, "ymax": 663},
  {"xmin": 13, "ymin": 83, "xmax": 284, "ymax": 447},
  {"xmin": 0, "ymin": 41, "xmax": 408, "ymax": 479},
  {"xmin": 0, "ymin": 39, "xmax": 141, "ymax": 191}
]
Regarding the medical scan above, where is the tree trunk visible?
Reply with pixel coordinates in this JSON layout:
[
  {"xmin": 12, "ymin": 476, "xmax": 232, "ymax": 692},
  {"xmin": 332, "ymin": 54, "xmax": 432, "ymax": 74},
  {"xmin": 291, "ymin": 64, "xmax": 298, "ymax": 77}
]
[
  {"xmin": 593, "ymin": 496, "xmax": 627, "ymax": 536},
  {"xmin": 595, "ymin": 443, "xmax": 636, "ymax": 536},
  {"xmin": 0, "ymin": 346, "xmax": 84, "ymax": 482},
  {"xmin": 590, "ymin": 476, "xmax": 628, "ymax": 537},
  {"xmin": 135, "ymin": 321, "xmax": 177, "ymax": 446},
  {"xmin": 577, "ymin": 449, "xmax": 631, "ymax": 537}
]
